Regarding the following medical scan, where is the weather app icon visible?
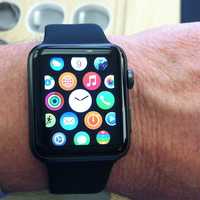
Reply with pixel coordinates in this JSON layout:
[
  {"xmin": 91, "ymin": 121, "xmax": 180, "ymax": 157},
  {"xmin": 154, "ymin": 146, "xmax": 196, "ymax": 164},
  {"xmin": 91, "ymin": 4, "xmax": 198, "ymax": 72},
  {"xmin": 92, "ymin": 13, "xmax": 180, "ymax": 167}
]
[{"xmin": 50, "ymin": 57, "xmax": 64, "ymax": 71}]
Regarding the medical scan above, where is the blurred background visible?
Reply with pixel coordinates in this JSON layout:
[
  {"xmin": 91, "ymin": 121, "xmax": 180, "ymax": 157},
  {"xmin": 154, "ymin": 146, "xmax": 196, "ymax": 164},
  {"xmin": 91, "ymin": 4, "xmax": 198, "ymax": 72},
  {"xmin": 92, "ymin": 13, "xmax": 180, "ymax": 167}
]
[{"xmin": 0, "ymin": 0, "xmax": 199, "ymax": 44}]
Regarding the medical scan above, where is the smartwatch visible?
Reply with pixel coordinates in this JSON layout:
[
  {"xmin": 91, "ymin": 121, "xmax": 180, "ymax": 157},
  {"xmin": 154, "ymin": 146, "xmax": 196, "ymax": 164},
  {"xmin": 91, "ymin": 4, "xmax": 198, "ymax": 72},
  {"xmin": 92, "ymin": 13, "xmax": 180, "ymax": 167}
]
[{"xmin": 28, "ymin": 24, "xmax": 134, "ymax": 194}]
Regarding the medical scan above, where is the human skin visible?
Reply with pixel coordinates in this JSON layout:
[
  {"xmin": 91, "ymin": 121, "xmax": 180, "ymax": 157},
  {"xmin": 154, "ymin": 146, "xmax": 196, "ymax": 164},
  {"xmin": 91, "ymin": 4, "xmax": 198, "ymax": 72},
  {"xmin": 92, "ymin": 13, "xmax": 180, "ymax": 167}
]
[{"xmin": 0, "ymin": 22, "xmax": 200, "ymax": 199}]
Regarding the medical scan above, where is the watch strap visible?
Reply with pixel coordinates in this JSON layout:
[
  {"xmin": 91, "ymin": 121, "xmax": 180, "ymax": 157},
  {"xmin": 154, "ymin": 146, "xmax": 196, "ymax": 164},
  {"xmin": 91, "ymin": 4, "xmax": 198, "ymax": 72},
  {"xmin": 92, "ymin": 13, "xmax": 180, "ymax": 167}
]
[
  {"xmin": 43, "ymin": 24, "xmax": 110, "ymax": 44},
  {"xmin": 47, "ymin": 161, "xmax": 114, "ymax": 194},
  {"xmin": 44, "ymin": 23, "xmax": 113, "ymax": 194}
]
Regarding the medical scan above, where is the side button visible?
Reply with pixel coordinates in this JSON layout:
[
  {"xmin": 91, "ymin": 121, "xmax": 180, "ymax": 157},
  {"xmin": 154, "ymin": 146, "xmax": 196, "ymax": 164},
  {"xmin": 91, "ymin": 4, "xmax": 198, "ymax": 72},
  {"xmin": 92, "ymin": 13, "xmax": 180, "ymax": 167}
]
[{"xmin": 127, "ymin": 69, "xmax": 134, "ymax": 89}]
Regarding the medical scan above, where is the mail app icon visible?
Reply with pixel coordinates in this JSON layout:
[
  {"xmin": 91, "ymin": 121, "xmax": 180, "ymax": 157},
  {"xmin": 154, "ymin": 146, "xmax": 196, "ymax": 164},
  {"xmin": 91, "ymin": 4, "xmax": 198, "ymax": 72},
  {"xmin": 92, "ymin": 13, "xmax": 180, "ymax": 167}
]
[{"xmin": 60, "ymin": 112, "xmax": 78, "ymax": 131}]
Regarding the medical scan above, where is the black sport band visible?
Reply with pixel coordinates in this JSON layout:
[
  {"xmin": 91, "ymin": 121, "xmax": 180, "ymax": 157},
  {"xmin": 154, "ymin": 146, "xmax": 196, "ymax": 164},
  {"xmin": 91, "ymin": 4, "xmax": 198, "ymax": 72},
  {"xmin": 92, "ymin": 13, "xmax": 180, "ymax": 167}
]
[
  {"xmin": 43, "ymin": 24, "xmax": 114, "ymax": 194},
  {"xmin": 47, "ymin": 161, "xmax": 114, "ymax": 194},
  {"xmin": 43, "ymin": 24, "xmax": 110, "ymax": 44}
]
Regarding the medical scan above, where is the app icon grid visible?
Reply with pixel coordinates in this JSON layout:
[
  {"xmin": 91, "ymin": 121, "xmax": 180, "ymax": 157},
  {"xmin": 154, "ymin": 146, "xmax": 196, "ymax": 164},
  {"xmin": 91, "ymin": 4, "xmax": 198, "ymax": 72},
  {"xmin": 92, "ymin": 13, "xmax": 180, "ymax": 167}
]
[{"xmin": 44, "ymin": 55, "xmax": 118, "ymax": 147}]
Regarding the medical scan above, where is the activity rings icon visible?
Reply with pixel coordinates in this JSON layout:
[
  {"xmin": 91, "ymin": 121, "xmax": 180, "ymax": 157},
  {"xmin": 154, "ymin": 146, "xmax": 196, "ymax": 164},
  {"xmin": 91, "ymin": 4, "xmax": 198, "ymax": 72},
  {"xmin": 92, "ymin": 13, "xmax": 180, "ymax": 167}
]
[{"xmin": 45, "ymin": 92, "xmax": 64, "ymax": 111}]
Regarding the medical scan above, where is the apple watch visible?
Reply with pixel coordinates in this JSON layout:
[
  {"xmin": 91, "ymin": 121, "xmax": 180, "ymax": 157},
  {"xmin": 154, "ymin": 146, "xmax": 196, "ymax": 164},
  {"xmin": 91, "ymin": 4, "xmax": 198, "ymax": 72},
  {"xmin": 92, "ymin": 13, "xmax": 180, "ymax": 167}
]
[{"xmin": 28, "ymin": 24, "xmax": 134, "ymax": 194}]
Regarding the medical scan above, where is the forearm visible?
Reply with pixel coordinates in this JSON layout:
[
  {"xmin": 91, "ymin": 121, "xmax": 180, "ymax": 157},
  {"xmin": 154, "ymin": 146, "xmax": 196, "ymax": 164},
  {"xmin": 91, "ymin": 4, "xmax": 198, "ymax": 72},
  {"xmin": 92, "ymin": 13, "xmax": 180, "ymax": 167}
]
[
  {"xmin": 0, "ymin": 43, "xmax": 47, "ymax": 191},
  {"xmin": 108, "ymin": 24, "xmax": 200, "ymax": 199}
]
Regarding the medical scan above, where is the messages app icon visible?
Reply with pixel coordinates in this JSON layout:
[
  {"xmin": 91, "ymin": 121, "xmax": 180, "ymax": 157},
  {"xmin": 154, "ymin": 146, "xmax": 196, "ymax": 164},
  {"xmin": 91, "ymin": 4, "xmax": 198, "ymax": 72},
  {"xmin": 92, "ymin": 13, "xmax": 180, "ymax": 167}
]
[{"xmin": 74, "ymin": 131, "xmax": 90, "ymax": 145}]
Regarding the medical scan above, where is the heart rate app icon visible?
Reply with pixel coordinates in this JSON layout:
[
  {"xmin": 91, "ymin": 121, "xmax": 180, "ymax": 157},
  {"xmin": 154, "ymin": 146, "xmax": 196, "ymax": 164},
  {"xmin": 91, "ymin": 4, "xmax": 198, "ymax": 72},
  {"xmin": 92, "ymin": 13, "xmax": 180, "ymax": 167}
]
[
  {"xmin": 84, "ymin": 111, "xmax": 103, "ymax": 130},
  {"xmin": 50, "ymin": 57, "xmax": 64, "ymax": 71},
  {"xmin": 60, "ymin": 112, "xmax": 78, "ymax": 130},
  {"xmin": 83, "ymin": 72, "xmax": 101, "ymax": 91},
  {"xmin": 58, "ymin": 72, "xmax": 77, "ymax": 91}
]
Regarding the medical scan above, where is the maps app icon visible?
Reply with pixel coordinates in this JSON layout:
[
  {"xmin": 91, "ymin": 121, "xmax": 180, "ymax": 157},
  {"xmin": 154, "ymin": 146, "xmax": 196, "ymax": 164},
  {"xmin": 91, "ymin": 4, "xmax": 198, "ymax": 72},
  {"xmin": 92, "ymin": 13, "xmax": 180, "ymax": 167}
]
[{"xmin": 94, "ymin": 57, "xmax": 108, "ymax": 71}]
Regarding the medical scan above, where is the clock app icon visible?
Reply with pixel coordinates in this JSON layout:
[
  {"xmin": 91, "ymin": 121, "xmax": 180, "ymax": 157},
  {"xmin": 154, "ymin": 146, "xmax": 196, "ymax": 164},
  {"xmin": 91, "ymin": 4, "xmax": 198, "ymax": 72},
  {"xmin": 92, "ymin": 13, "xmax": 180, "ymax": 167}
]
[{"xmin": 69, "ymin": 89, "xmax": 92, "ymax": 113}]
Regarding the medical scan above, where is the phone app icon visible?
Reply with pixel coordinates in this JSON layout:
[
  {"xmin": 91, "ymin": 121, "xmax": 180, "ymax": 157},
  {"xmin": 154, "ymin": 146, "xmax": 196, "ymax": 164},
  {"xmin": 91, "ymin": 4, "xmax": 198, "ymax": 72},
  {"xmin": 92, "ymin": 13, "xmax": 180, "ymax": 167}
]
[
  {"xmin": 44, "ymin": 75, "xmax": 55, "ymax": 90},
  {"xmin": 83, "ymin": 72, "xmax": 101, "ymax": 91},
  {"xmin": 69, "ymin": 89, "xmax": 92, "ymax": 113},
  {"xmin": 105, "ymin": 112, "xmax": 116, "ymax": 126},
  {"xmin": 94, "ymin": 57, "xmax": 108, "ymax": 71},
  {"xmin": 59, "ymin": 72, "xmax": 77, "ymax": 91},
  {"xmin": 104, "ymin": 75, "xmax": 114, "ymax": 89},
  {"xmin": 52, "ymin": 132, "xmax": 66, "ymax": 146},
  {"xmin": 96, "ymin": 130, "xmax": 111, "ymax": 145},
  {"xmin": 45, "ymin": 113, "xmax": 56, "ymax": 128},
  {"xmin": 50, "ymin": 57, "xmax": 64, "ymax": 71},
  {"xmin": 45, "ymin": 92, "xmax": 64, "ymax": 111},
  {"xmin": 84, "ymin": 111, "xmax": 103, "ymax": 130},
  {"xmin": 96, "ymin": 91, "xmax": 115, "ymax": 110},
  {"xmin": 74, "ymin": 131, "xmax": 90, "ymax": 145},
  {"xmin": 60, "ymin": 112, "xmax": 78, "ymax": 131},
  {"xmin": 71, "ymin": 57, "xmax": 87, "ymax": 71}
]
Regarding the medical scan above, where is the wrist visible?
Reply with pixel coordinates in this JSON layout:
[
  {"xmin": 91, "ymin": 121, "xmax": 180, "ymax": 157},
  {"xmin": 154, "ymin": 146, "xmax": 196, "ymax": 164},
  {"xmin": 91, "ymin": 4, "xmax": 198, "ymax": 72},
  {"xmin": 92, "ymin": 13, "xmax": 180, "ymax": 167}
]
[
  {"xmin": 109, "ymin": 25, "xmax": 200, "ymax": 199},
  {"xmin": 107, "ymin": 36, "xmax": 160, "ymax": 197},
  {"xmin": 0, "ymin": 43, "xmax": 47, "ymax": 192}
]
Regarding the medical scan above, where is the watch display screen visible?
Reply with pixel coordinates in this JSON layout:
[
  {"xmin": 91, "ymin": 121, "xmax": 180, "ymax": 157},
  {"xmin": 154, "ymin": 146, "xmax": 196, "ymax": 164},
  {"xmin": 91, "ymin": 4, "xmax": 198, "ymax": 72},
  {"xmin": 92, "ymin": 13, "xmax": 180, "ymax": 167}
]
[{"xmin": 31, "ymin": 46, "xmax": 128, "ymax": 157}]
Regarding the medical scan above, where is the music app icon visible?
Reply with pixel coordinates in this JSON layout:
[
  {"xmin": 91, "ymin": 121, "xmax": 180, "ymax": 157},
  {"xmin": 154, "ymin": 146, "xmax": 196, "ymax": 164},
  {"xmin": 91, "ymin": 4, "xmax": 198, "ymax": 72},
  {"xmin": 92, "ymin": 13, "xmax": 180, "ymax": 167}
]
[{"xmin": 83, "ymin": 72, "xmax": 101, "ymax": 91}]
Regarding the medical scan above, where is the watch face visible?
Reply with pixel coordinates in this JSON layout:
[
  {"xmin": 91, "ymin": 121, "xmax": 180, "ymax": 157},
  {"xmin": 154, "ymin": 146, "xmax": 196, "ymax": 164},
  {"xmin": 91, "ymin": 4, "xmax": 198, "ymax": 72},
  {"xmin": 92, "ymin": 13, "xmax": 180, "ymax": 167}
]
[{"xmin": 29, "ymin": 46, "xmax": 129, "ymax": 158}]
